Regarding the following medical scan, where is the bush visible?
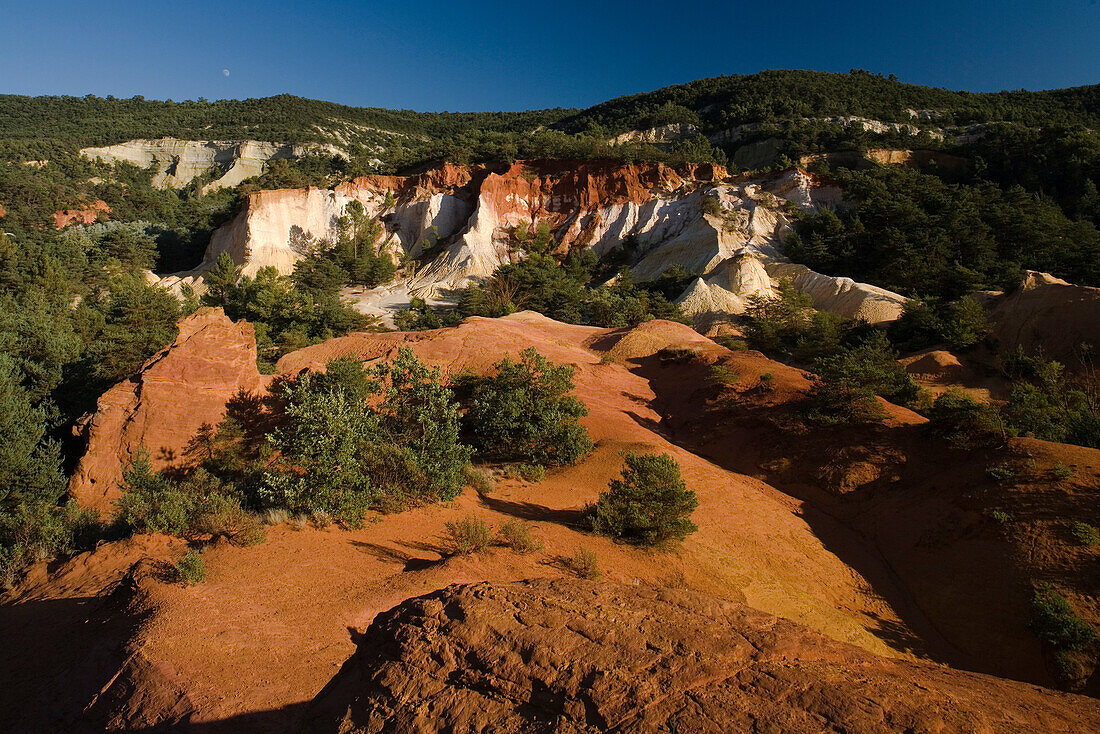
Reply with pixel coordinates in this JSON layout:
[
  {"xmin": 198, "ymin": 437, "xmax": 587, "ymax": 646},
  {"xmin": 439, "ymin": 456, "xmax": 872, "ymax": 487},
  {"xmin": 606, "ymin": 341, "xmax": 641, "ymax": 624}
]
[
  {"xmin": 742, "ymin": 280, "xmax": 814, "ymax": 357},
  {"xmin": 928, "ymin": 389, "xmax": 1008, "ymax": 449},
  {"xmin": 458, "ymin": 253, "xmax": 687, "ymax": 327},
  {"xmin": 115, "ymin": 450, "xmax": 197, "ymax": 535},
  {"xmin": 262, "ymin": 350, "xmax": 471, "ymax": 523},
  {"xmin": 990, "ymin": 510, "xmax": 1012, "ymax": 524},
  {"xmin": 1070, "ymin": 522, "xmax": 1100, "ymax": 547},
  {"xmin": 191, "ymin": 494, "xmax": 266, "ymax": 546},
  {"xmin": 758, "ymin": 372, "xmax": 776, "ymax": 391},
  {"xmin": 587, "ymin": 452, "xmax": 698, "ymax": 545},
  {"xmin": 1051, "ymin": 462, "xmax": 1075, "ymax": 481},
  {"xmin": 463, "ymin": 348, "xmax": 593, "ymax": 467},
  {"xmin": 497, "ymin": 520, "xmax": 542, "ymax": 554},
  {"xmin": 175, "ymin": 550, "xmax": 206, "ymax": 585},
  {"xmin": 715, "ymin": 336, "xmax": 749, "ymax": 351},
  {"xmin": 985, "ymin": 465, "xmax": 1016, "ymax": 481},
  {"xmin": 806, "ymin": 332, "xmax": 918, "ymax": 425},
  {"xmin": 568, "ymin": 547, "xmax": 601, "ymax": 579},
  {"xmin": 889, "ymin": 295, "xmax": 991, "ymax": 351},
  {"xmin": 446, "ymin": 516, "xmax": 492, "ymax": 555},
  {"xmin": 507, "ymin": 463, "xmax": 546, "ymax": 482},
  {"xmin": 708, "ymin": 364, "xmax": 740, "ymax": 386},
  {"xmin": 658, "ymin": 346, "xmax": 700, "ymax": 364},
  {"xmin": 117, "ymin": 457, "xmax": 265, "ymax": 545},
  {"xmin": 0, "ymin": 501, "xmax": 95, "ymax": 588},
  {"xmin": 465, "ymin": 466, "xmax": 495, "ymax": 494},
  {"xmin": 260, "ymin": 508, "xmax": 290, "ymax": 526},
  {"xmin": 1029, "ymin": 585, "xmax": 1097, "ymax": 651},
  {"xmin": 999, "ymin": 351, "xmax": 1100, "ymax": 449}
]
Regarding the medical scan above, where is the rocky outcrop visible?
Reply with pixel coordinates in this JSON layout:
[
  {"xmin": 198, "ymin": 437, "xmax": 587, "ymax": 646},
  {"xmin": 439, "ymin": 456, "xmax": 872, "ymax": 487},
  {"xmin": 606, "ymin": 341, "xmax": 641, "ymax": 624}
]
[
  {"xmin": 160, "ymin": 164, "xmax": 476, "ymax": 294},
  {"xmin": 163, "ymin": 160, "xmax": 905, "ymax": 325},
  {"xmin": 80, "ymin": 138, "xmax": 345, "ymax": 192},
  {"xmin": 611, "ymin": 122, "xmax": 699, "ymax": 144},
  {"xmin": 53, "ymin": 200, "xmax": 110, "ymax": 229},
  {"xmin": 800, "ymin": 148, "xmax": 969, "ymax": 174},
  {"xmin": 305, "ymin": 579, "xmax": 1100, "ymax": 733},
  {"xmin": 68, "ymin": 308, "xmax": 268, "ymax": 515}
]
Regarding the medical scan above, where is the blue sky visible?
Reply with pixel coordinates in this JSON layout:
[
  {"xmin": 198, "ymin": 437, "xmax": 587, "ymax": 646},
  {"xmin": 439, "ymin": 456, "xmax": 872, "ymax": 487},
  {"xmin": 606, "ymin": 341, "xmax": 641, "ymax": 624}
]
[{"xmin": 1, "ymin": 1, "xmax": 1098, "ymax": 111}]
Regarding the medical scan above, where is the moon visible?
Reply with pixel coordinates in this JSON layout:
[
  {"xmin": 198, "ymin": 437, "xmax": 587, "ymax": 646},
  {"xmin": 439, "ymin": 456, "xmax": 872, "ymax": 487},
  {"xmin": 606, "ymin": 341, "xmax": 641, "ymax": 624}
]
[{"xmin": 222, "ymin": 69, "xmax": 230, "ymax": 77}]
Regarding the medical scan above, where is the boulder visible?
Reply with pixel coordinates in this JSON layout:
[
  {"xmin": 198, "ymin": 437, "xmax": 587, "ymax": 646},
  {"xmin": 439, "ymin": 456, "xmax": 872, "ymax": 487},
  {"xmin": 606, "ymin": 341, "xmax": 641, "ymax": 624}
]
[{"xmin": 305, "ymin": 579, "xmax": 1100, "ymax": 733}]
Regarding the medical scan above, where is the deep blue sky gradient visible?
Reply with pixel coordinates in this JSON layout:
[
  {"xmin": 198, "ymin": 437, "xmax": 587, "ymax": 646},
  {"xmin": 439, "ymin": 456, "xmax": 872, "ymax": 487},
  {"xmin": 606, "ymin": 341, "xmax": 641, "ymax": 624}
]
[{"xmin": 2, "ymin": 1, "xmax": 1098, "ymax": 111}]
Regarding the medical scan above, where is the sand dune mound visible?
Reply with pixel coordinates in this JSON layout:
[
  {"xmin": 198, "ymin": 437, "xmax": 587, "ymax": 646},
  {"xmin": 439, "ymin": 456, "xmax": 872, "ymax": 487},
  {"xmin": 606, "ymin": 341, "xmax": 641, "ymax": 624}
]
[
  {"xmin": 306, "ymin": 578, "xmax": 1100, "ymax": 734},
  {"xmin": 596, "ymin": 318, "xmax": 722, "ymax": 361},
  {"xmin": 901, "ymin": 349, "xmax": 966, "ymax": 380},
  {"xmin": 984, "ymin": 271, "xmax": 1100, "ymax": 366}
]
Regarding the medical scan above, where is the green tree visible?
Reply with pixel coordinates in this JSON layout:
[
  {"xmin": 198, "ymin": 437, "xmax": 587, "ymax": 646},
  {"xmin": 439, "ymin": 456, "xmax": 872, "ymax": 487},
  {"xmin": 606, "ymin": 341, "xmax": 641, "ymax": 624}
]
[
  {"xmin": 202, "ymin": 252, "xmax": 240, "ymax": 307},
  {"xmin": 367, "ymin": 348, "xmax": 471, "ymax": 503},
  {"xmin": 806, "ymin": 331, "xmax": 919, "ymax": 424},
  {"xmin": 464, "ymin": 347, "xmax": 593, "ymax": 467},
  {"xmin": 587, "ymin": 452, "xmax": 698, "ymax": 545},
  {"xmin": 742, "ymin": 280, "xmax": 814, "ymax": 357},
  {"xmin": 928, "ymin": 388, "xmax": 1009, "ymax": 449},
  {"xmin": 261, "ymin": 350, "xmax": 469, "ymax": 520},
  {"xmin": 260, "ymin": 368, "xmax": 378, "ymax": 523}
]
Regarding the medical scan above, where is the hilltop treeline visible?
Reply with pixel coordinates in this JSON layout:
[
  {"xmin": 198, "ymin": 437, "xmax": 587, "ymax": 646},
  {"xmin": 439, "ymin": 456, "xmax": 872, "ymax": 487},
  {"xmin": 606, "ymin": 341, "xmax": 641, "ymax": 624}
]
[{"xmin": 554, "ymin": 69, "xmax": 1100, "ymax": 134}]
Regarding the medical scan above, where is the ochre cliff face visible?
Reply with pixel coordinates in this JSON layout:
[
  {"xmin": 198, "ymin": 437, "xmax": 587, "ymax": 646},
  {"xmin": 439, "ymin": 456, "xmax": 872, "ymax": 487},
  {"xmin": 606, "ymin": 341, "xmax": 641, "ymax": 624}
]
[
  {"xmin": 67, "ymin": 308, "xmax": 270, "ymax": 515},
  {"xmin": 53, "ymin": 200, "xmax": 110, "ymax": 229}
]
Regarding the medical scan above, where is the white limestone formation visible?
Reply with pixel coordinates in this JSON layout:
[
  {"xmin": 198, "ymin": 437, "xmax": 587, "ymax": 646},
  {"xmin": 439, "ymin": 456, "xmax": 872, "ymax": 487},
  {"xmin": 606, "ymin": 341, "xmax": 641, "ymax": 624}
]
[
  {"xmin": 159, "ymin": 163, "xmax": 907, "ymax": 327},
  {"xmin": 80, "ymin": 138, "xmax": 345, "ymax": 192}
]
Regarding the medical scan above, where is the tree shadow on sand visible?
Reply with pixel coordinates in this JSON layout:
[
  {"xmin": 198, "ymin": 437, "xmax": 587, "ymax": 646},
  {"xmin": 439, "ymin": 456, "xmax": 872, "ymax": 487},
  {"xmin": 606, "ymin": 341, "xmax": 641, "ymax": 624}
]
[{"xmin": 476, "ymin": 493, "xmax": 587, "ymax": 527}]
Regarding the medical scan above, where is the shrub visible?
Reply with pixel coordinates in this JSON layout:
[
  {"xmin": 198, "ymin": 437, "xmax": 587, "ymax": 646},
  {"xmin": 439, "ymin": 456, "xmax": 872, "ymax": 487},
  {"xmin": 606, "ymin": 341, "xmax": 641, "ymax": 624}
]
[
  {"xmin": 463, "ymin": 348, "xmax": 593, "ymax": 467},
  {"xmin": 175, "ymin": 550, "xmax": 206, "ymax": 585},
  {"xmin": 587, "ymin": 452, "xmax": 698, "ymax": 545},
  {"xmin": 465, "ymin": 466, "xmax": 494, "ymax": 494},
  {"xmin": 806, "ymin": 332, "xmax": 917, "ymax": 425},
  {"xmin": 261, "ymin": 350, "xmax": 471, "ymax": 523},
  {"xmin": 985, "ymin": 465, "xmax": 1016, "ymax": 481},
  {"xmin": 657, "ymin": 347, "xmax": 700, "ymax": 364},
  {"xmin": 260, "ymin": 508, "xmax": 289, "ymax": 526},
  {"xmin": 715, "ymin": 336, "xmax": 749, "ymax": 351},
  {"xmin": 1028, "ymin": 585, "xmax": 1097, "ymax": 651},
  {"xmin": 446, "ymin": 516, "xmax": 492, "ymax": 555},
  {"xmin": 708, "ymin": 364, "xmax": 740, "ymax": 386},
  {"xmin": 497, "ymin": 520, "xmax": 542, "ymax": 554},
  {"xmin": 889, "ymin": 295, "xmax": 991, "ymax": 351},
  {"xmin": 700, "ymin": 195, "xmax": 724, "ymax": 217},
  {"xmin": 0, "ymin": 502, "xmax": 95, "ymax": 588},
  {"xmin": 506, "ymin": 463, "xmax": 546, "ymax": 482},
  {"xmin": 1070, "ymin": 522, "xmax": 1100, "ymax": 547},
  {"xmin": 1051, "ymin": 463, "xmax": 1075, "ymax": 481},
  {"xmin": 568, "ymin": 547, "xmax": 601, "ymax": 579},
  {"xmin": 191, "ymin": 495, "xmax": 266, "ymax": 547},
  {"xmin": 928, "ymin": 389, "xmax": 1008, "ymax": 449},
  {"xmin": 115, "ymin": 450, "xmax": 196, "ymax": 535},
  {"xmin": 758, "ymin": 372, "xmax": 776, "ymax": 391},
  {"xmin": 999, "ymin": 351, "xmax": 1100, "ymax": 450},
  {"xmin": 990, "ymin": 510, "xmax": 1012, "ymax": 524},
  {"xmin": 258, "ymin": 369, "xmax": 376, "ymax": 523},
  {"xmin": 742, "ymin": 280, "xmax": 814, "ymax": 357}
]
